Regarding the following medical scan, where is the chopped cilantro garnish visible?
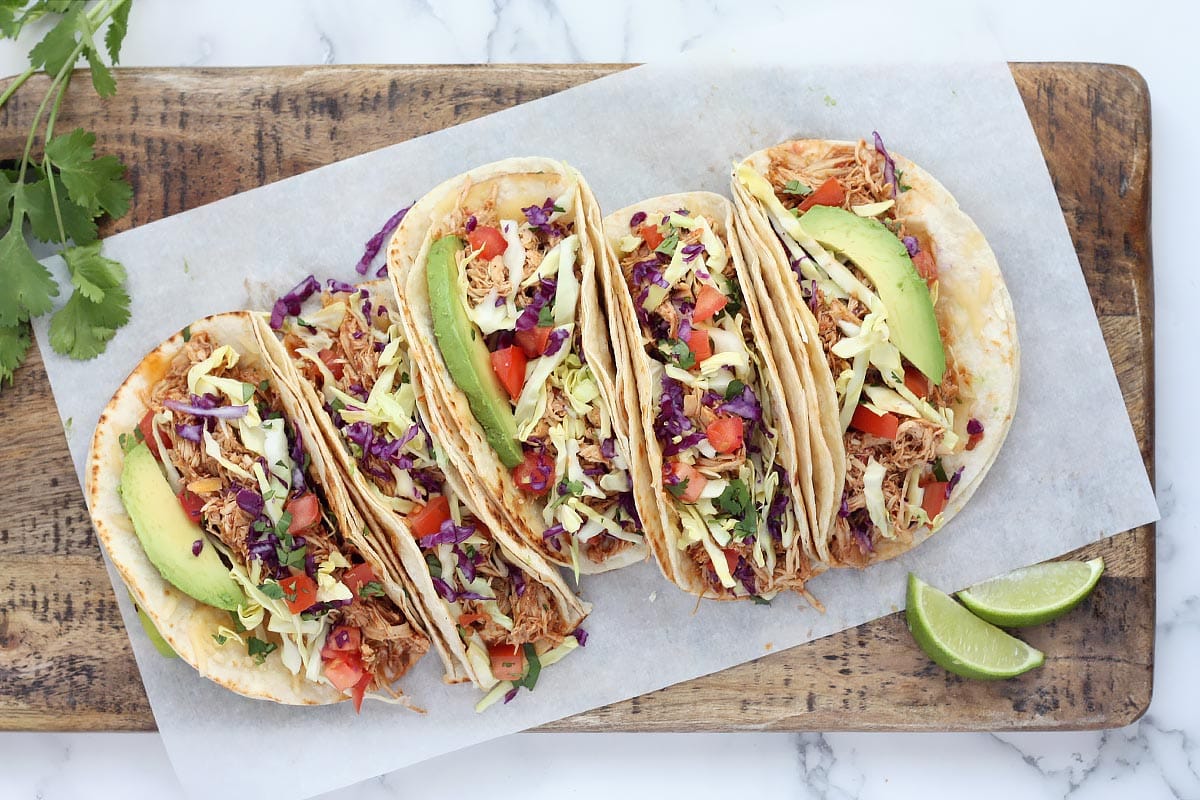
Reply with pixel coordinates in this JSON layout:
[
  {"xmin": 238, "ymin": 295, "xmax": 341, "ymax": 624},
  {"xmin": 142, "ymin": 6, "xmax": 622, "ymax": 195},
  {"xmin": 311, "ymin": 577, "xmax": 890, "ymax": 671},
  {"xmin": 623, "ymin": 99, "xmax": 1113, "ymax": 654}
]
[
  {"xmin": 667, "ymin": 477, "xmax": 690, "ymax": 499},
  {"xmin": 559, "ymin": 479, "xmax": 584, "ymax": 497},
  {"xmin": 537, "ymin": 303, "xmax": 555, "ymax": 327},
  {"xmin": 358, "ymin": 581, "xmax": 385, "ymax": 599},
  {"xmin": 716, "ymin": 479, "xmax": 757, "ymax": 537},
  {"xmin": 932, "ymin": 458, "xmax": 948, "ymax": 483},
  {"xmin": 258, "ymin": 379, "xmax": 270, "ymax": 393},
  {"xmin": 751, "ymin": 595, "xmax": 772, "ymax": 606},
  {"xmin": 724, "ymin": 379, "xmax": 746, "ymax": 400},
  {"xmin": 425, "ymin": 553, "xmax": 442, "ymax": 573},
  {"xmin": 782, "ymin": 179, "xmax": 812, "ymax": 196},
  {"xmin": 258, "ymin": 582, "xmax": 284, "ymax": 600},
  {"xmin": 722, "ymin": 276, "xmax": 744, "ymax": 317},
  {"xmin": 240, "ymin": 382, "xmax": 255, "ymax": 402},
  {"xmin": 212, "ymin": 632, "xmax": 228, "ymax": 645},
  {"xmin": 655, "ymin": 232, "xmax": 680, "ymax": 257},
  {"xmin": 659, "ymin": 338, "xmax": 695, "ymax": 370},
  {"xmin": 247, "ymin": 636, "xmax": 277, "ymax": 664},
  {"xmin": 516, "ymin": 643, "xmax": 542, "ymax": 690},
  {"xmin": 182, "ymin": 325, "xmax": 191, "ymax": 342},
  {"xmin": 227, "ymin": 611, "xmax": 247, "ymax": 633}
]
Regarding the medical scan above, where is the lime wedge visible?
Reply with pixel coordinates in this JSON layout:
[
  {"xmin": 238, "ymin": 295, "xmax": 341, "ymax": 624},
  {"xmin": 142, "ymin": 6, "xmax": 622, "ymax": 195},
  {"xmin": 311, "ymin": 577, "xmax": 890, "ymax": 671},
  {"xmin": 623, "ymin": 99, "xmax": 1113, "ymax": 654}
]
[
  {"xmin": 906, "ymin": 573, "xmax": 1043, "ymax": 680},
  {"xmin": 957, "ymin": 557, "xmax": 1104, "ymax": 627}
]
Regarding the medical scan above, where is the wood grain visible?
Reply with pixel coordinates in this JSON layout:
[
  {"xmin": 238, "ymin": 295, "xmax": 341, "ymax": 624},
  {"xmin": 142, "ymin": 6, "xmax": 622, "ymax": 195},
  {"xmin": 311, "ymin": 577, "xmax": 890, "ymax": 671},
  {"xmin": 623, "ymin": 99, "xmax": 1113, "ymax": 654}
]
[{"xmin": 0, "ymin": 63, "xmax": 1153, "ymax": 732}]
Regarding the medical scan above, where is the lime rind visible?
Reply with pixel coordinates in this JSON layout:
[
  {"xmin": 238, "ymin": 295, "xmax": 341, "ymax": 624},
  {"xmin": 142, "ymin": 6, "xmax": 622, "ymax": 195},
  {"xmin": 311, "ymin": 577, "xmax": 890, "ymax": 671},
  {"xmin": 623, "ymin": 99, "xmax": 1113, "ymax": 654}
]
[
  {"xmin": 906, "ymin": 573, "xmax": 1044, "ymax": 681},
  {"xmin": 957, "ymin": 557, "xmax": 1105, "ymax": 628}
]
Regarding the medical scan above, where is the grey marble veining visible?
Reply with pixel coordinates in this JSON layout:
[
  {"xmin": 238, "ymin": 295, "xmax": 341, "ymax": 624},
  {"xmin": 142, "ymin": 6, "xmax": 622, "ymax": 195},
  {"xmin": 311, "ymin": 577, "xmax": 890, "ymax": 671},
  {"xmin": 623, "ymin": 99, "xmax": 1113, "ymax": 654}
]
[{"xmin": 1, "ymin": 1, "xmax": 1197, "ymax": 798}]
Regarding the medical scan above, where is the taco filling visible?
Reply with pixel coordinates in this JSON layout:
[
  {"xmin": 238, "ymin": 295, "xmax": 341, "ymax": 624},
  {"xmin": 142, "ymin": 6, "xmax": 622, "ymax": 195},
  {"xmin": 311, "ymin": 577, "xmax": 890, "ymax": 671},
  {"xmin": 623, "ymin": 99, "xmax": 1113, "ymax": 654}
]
[
  {"xmin": 615, "ymin": 206, "xmax": 810, "ymax": 600},
  {"xmin": 736, "ymin": 134, "xmax": 986, "ymax": 566},
  {"xmin": 427, "ymin": 181, "xmax": 641, "ymax": 575},
  {"xmin": 271, "ymin": 280, "xmax": 583, "ymax": 700},
  {"xmin": 128, "ymin": 331, "xmax": 428, "ymax": 708}
]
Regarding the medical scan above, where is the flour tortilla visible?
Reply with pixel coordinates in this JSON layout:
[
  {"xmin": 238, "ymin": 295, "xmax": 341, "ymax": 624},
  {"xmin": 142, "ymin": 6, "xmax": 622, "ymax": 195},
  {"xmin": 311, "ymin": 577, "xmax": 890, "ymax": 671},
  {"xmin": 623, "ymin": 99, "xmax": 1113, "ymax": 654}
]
[
  {"xmin": 253, "ymin": 283, "xmax": 588, "ymax": 689},
  {"xmin": 600, "ymin": 191, "xmax": 825, "ymax": 598},
  {"xmin": 388, "ymin": 157, "xmax": 646, "ymax": 574},
  {"xmin": 732, "ymin": 139, "xmax": 1019, "ymax": 565},
  {"xmin": 86, "ymin": 312, "xmax": 426, "ymax": 705}
]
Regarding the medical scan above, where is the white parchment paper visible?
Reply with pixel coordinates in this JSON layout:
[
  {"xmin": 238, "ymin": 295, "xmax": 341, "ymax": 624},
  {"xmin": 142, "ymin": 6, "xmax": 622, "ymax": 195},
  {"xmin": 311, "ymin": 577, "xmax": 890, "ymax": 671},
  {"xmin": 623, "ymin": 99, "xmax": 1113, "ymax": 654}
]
[{"xmin": 31, "ymin": 15, "xmax": 1157, "ymax": 800}]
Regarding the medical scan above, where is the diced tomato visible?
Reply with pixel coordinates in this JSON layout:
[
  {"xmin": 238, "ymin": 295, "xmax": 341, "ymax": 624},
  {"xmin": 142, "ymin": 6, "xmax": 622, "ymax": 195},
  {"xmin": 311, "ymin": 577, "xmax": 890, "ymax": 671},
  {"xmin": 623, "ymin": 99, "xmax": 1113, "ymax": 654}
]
[
  {"xmin": 514, "ymin": 326, "xmax": 553, "ymax": 359},
  {"xmin": 137, "ymin": 410, "xmax": 168, "ymax": 458},
  {"xmin": 903, "ymin": 367, "xmax": 929, "ymax": 398},
  {"xmin": 692, "ymin": 284, "xmax": 728, "ymax": 324},
  {"xmin": 317, "ymin": 348, "xmax": 345, "ymax": 381},
  {"xmin": 285, "ymin": 492, "xmax": 321, "ymax": 533},
  {"xmin": 177, "ymin": 489, "xmax": 204, "ymax": 523},
  {"xmin": 467, "ymin": 225, "xmax": 508, "ymax": 260},
  {"xmin": 458, "ymin": 612, "xmax": 487, "ymax": 628},
  {"xmin": 512, "ymin": 449, "xmax": 555, "ymax": 496},
  {"xmin": 797, "ymin": 177, "xmax": 846, "ymax": 213},
  {"xmin": 722, "ymin": 549, "xmax": 741, "ymax": 575},
  {"xmin": 966, "ymin": 431, "xmax": 984, "ymax": 451},
  {"xmin": 321, "ymin": 625, "xmax": 362, "ymax": 660},
  {"xmin": 705, "ymin": 416, "xmax": 744, "ymax": 454},
  {"xmin": 684, "ymin": 328, "xmax": 712, "ymax": 367},
  {"xmin": 490, "ymin": 346, "xmax": 527, "ymax": 401},
  {"xmin": 341, "ymin": 563, "xmax": 375, "ymax": 595},
  {"xmin": 922, "ymin": 481, "xmax": 949, "ymax": 521},
  {"xmin": 279, "ymin": 574, "xmax": 319, "ymax": 614},
  {"xmin": 665, "ymin": 461, "xmax": 707, "ymax": 504},
  {"xmin": 351, "ymin": 671, "xmax": 372, "ymax": 714},
  {"xmin": 912, "ymin": 249, "xmax": 937, "ymax": 284},
  {"xmin": 639, "ymin": 223, "xmax": 664, "ymax": 250},
  {"xmin": 323, "ymin": 651, "xmax": 365, "ymax": 692},
  {"xmin": 489, "ymin": 642, "xmax": 525, "ymax": 682},
  {"xmin": 850, "ymin": 405, "xmax": 899, "ymax": 440},
  {"xmin": 409, "ymin": 495, "xmax": 451, "ymax": 538}
]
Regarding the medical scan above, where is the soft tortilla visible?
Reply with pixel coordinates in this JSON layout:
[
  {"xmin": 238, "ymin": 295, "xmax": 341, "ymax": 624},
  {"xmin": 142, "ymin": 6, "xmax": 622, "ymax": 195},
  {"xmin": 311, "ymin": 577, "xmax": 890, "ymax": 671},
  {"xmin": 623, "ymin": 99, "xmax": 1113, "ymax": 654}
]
[
  {"xmin": 86, "ymin": 312, "xmax": 426, "ymax": 704},
  {"xmin": 600, "ymin": 191, "xmax": 825, "ymax": 597},
  {"xmin": 732, "ymin": 139, "xmax": 1019, "ymax": 565},
  {"xmin": 388, "ymin": 157, "xmax": 647, "ymax": 574}
]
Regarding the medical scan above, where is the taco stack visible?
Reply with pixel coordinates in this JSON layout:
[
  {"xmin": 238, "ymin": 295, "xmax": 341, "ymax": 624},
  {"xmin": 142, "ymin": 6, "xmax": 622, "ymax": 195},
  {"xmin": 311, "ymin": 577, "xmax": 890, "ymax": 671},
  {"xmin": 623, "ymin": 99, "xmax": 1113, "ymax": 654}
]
[
  {"xmin": 388, "ymin": 157, "xmax": 645, "ymax": 577},
  {"xmin": 732, "ymin": 134, "xmax": 1019, "ymax": 566},
  {"xmin": 86, "ymin": 313, "xmax": 429, "ymax": 708},
  {"xmin": 260, "ymin": 278, "xmax": 588, "ymax": 705},
  {"xmin": 600, "ymin": 192, "xmax": 822, "ymax": 601}
]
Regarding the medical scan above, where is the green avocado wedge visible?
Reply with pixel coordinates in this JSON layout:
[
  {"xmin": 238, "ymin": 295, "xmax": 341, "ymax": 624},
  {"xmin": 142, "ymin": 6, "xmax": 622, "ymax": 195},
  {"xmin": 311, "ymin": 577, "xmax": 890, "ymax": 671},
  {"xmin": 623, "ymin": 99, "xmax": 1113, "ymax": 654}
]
[
  {"xmin": 135, "ymin": 602, "xmax": 178, "ymax": 658},
  {"xmin": 426, "ymin": 235, "xmax": 524, "ymax": 468},
  {"xmin": 798, "ymin": 205, "xmax": 946, "ymax": 384},
  {"xmin": 119, "ymin": 442, "xmax": 246, "ymax": 611}
]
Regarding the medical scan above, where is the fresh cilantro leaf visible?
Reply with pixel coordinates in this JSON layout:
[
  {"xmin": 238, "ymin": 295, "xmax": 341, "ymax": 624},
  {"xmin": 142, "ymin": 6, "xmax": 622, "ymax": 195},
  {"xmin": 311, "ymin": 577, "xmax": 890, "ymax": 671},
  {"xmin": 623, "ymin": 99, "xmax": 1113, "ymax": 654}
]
[
  {"xmin": 537, "ymin": 303, "xmax": 554, "ymax": 327},
  {"xmin": 655, "ymin": 232, "xmax": 680, "ymax": 257},
  {"xmin": 227, "ymin": 610, "xmax": 247, "ymax": 633},
  {"xmin": 666, "ymin": 476, "xmax": 690, "ymax": 499},
  {"xmin": 27, "ymin": 6, "xmax": 82, "ymax": 76},
  {"xmin": 258, "ymin": 582, "xmax": 284, "ymax": 600},
  {"xmin": 558, "ymin": 479, "xmax": 584, "ymax": 497},
  {"xmin": 23, "ymin": 174, "xmax": 98, "ymax": 245},
  {"xmin": 517, "ymin": 643, "xmax": 541, "ymax": 690},
  {"xmin": 932, "ymin": 458, "xmax": 948, "ymax": 483},
  {"xmin": 45, "ymin": 128, "xmax": 130, "ymax": 218},
  {"xmin": 782, "ymin": 179, "xmax": 812, "ymax": 196},
  {"xmin": 399, "ymin": 370, "xmax": 410, "ymax": 384},
  {"xmin": 358, "ymin": 581, "xmax": 385, "ymax": 599},
  {"xmin": 751, "ymin": 595, "xmax": 772, "ymax": 606},
  {"xmin": 659, "ymin": 338, "xmax": 694, "ymax": 369},
  {"xmin": 240, "ymin": 382, "xmax": 254, "ymax": 402},
  {"xmin": 0, "ymin": 171, "xmax": 15, "ymax": 228},
  {"xmin": 181, "ymin": 325, "xmax": 192, "ymax": 342},
  {"xmin": 47, "ymin": 281, "xmax": 130, "ymax": 359},
  {"xmin": 424, "ymin": 553, "xmax": 442, "ymax": 573},
  {"xmin": 246, "ymin": 636, "xmax": 277, "ymax": 664},
  {"xmin": 716, "ymin": 479, "xmax": 757, "ymax": 537},
  {"xmin": 64, "ymin": 241, "xmax": 125, "ymax": 302},
  {"xmin": 0, "ymin": 322, "xmax": 31, "ymax": 386},
  {"xmin": 104, "ymin": 0, "xmax": 131, "ymax": 64},
  {"xmin": 0, "ymin": 224, "xmax": 59, "ymax": 325},
  {"xmin": 551, "ymin": 204, "xmax": 564, "ymax": 213},
  {"xmin": 85, "ymin": 48, "xmax": 114, "ymax": 97},
  {"xmin": 724, "ymin": 379, "xmax": 746, "ymax": 401},
  {"xmin": 212, "ymin": 632, "xmax": 228, "ymax": 645},
  {"xmin": 722, "ymin": 275, "xmax": 744, "ymax": 317}
]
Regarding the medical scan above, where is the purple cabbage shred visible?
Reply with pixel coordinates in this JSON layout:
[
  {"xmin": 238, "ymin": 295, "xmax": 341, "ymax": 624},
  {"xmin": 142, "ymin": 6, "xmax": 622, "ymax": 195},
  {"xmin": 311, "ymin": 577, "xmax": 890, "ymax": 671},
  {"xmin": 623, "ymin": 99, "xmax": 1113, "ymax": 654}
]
[
  {"xmin": 356, "ymin": 205, "xmax": 412, "ymax": 275},
  {"xmin": 269, "ymin": 274, "xmax": 321, "ymax": 329},
  {"xmin": 872, "ymin": 131, "xmax": 898, "ymax": 199}
]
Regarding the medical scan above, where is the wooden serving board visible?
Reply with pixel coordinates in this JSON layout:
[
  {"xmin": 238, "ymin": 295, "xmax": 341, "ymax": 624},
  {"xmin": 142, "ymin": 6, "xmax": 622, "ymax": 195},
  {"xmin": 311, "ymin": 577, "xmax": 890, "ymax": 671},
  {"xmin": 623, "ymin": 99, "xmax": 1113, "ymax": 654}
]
[{"xmin": 0, "ymin": 63, "xmax": 1153, "ymax": 732}]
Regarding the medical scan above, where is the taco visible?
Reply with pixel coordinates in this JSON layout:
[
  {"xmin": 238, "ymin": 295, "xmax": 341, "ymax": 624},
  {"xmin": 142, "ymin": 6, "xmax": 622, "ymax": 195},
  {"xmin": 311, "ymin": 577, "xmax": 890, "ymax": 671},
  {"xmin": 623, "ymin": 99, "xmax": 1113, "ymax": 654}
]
[
  {"xmin": 261, "ymin": 277, "xmax": 589, "ymax": 706},
  {"xmin": 86, "ymin": 313, "xmax": 429, "ymax": 708},
  {"xmin": 600, "ymin": 192, "xmax": 822, "ymax": 602},
  {"xmin": 732, "ymin": 134, "xmax": 1019, "ymax": 566},
  {"xmin": 388, "ymin": 158, "xmax": 645, "ymax": 576}
]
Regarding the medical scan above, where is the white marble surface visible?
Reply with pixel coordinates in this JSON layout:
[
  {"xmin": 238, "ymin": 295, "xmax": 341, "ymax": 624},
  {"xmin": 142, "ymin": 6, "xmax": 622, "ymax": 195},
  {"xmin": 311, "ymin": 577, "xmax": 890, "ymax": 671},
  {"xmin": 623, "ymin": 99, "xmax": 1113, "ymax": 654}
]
[{"xmin": 1, "ymin": 1, "xmax": 1196, "ymax": 798}]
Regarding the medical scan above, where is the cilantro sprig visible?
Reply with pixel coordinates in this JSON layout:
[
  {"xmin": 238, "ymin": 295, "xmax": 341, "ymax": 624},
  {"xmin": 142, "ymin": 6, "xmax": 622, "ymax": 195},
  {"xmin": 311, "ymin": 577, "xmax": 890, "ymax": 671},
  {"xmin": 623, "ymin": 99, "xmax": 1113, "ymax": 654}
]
[{"xmin": 0, "ymin": 0, "xmax": 134, "ymax": 386}]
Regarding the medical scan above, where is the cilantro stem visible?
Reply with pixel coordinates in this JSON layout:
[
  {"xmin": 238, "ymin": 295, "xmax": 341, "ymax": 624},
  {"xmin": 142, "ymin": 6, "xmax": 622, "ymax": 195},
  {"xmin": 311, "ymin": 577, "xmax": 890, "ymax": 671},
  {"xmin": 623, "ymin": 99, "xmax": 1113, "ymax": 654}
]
[
  {"xmin": 0, "ymin": 66, "xmax": 37, "ymax": 109},
  {"xmin": 42, "ymin": 71, "xmax": 74, "ymax": 246}
]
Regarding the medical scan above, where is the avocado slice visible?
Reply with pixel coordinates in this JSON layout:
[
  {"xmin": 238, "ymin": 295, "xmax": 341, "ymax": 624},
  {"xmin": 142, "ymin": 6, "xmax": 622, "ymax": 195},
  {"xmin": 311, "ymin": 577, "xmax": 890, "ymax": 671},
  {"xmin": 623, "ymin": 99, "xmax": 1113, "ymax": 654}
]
[
  {"xmin": 135, "ymin": 602, "xmax": 178, "ymax": 658},
  {"xmin": 798, "ymin": 205, "xmax": 946, "ymax": 384},
  {"xmin": 119, "ymin": 443, "xmax": 247, "ymax": 611},
  {"xmin": 425, "ymin": 235, "xmax": 524, "ymax": 468}
]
